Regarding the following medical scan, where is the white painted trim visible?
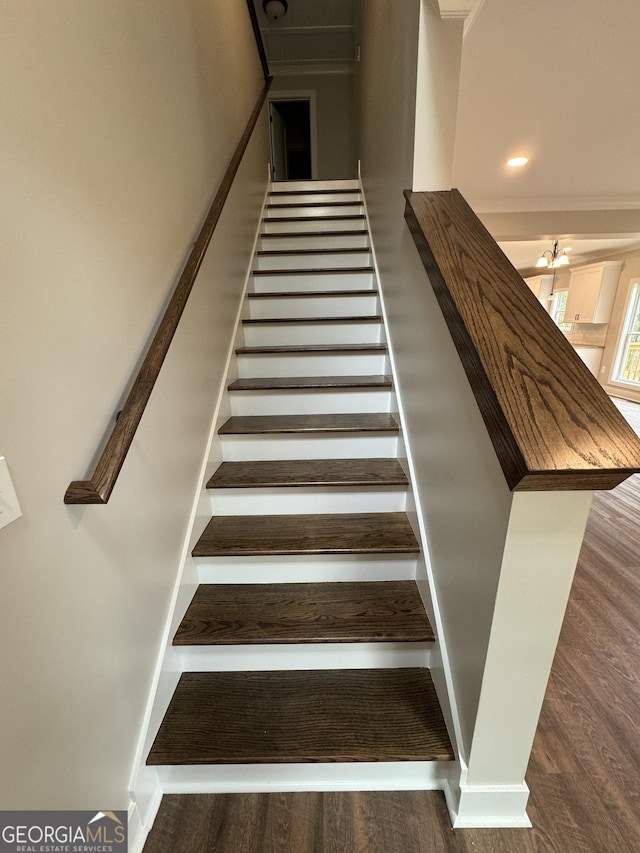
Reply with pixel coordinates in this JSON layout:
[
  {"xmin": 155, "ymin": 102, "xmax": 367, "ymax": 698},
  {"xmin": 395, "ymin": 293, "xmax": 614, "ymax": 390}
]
[
  {"xmin": 463, "ymin": 0, "xmax": 486, "ymax": 38},
  {"xmin": 444, "ymin": 777, "xmax": 532, "ymax": 828},
  {"xmin": 128, "ymin": 178, "xmax": 271, "ymax": 820},
  {"xmin": 268, "ymin": 91, "xmax": 318, "ymax": 180},
  {"xmin": 156, "ymin": 761, "xmax": 453, "ymax": 794},
  {"xmin": 270, "ymin": 61, "xmax": 355, "ymax": 77},
  {"xmin": 471, "ymin": 196, "xmax": 640, "ymax": 213},
  {"xmin": 127, "ymin": 789, "xmax": 162, "ymax": 853},
  {"xmin": 429, "ymin": 0, "xmax": 481, "ymax": 20}
]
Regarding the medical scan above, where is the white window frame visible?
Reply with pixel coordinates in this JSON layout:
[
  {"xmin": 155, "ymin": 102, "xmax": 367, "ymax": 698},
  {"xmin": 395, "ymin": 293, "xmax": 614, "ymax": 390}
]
[{"xmin": 612, "ymin": 278, "xmax": 640, "ymax": 387}]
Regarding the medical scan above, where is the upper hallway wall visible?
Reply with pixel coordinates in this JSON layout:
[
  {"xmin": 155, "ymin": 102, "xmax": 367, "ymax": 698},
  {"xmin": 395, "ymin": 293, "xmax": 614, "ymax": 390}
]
[
  {"xmin": 271, "ymin": 73, "xmax": 358, "ymax": 179},
  {"xmin": 0, "ymin": 0, "xmax": 267, "ymax": 809}
]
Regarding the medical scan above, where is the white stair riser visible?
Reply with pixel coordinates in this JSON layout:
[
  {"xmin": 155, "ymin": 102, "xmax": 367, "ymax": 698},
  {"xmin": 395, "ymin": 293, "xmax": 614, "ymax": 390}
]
[
  {"xmin": 272, "ymin": 179, "xmax": 359, "ymax": 192},
  {"xmin": 266, "ymin": 204, "xmax": 364, "ymax": 218},
  {"xmin": 251, "ymin": 271, "xmax": 374, "ymax": 293},
  {"xmin": 255, "ymin": 251, "xmax": 371, "ymax": 271},
  {"xmin": 175, "ymin": 642, "xmax": 429, "ymax": 672},
  {"xmin": 229, "ymin": 389, "xmax": 392, "ymax": 416},
  {"xmin": 237, "ymin": 352, "xmax": 388, "ymax": 377},
  {"xmin": 155, "ymin": 761, "xmax": 449, "ymax": 795},
  {"xmin": 208, "ymin": 486, "xmax": 408, "ymax": 515},
  {"xmin": 269, "ymin": 192, "xmax": 362, "ymax": 205},
  {"xmin": 259, "ymin": 233, "xmax": 369, "ymax": 251},
  {"xmin": 196, "ymin": 553, "xmax": 418, "ymax": 584},
  {"xmin": 262, "ymin": 218, "xmax": 365, "ymax": 234},
  {"xmin": 249, "ymin": 294, "xmax": 379, "ymax": 318},
  {"xmin": 220, "ymin": 433, "xmax": 399, "ymax": 461},
  {"xmin": 242, "ymin": 322, "xmax": 382, "ymax": 347}
]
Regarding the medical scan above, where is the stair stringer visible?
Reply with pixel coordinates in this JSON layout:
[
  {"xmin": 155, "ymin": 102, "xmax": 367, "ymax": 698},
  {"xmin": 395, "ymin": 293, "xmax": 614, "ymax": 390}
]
[
  {"xmin": 131, "ymin": 180, "xmax": 456, "ymax": 825},
  {"xmin": 126, "ymin": 176, "xmax": 272, "ymax": 844},
  {"xmin": 359, "ymin": 172, "xmax": 466, "ymax": 796}
]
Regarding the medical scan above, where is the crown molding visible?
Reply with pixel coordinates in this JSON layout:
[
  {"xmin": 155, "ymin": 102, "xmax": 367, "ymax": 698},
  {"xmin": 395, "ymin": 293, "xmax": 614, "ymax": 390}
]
[
  {"xmin": 270, "ymin": 60, "xmax": 355, "ymax": 77},
  {"xmin": 469, "ymin": 196, "xmax": 640, "ymax": 214},
  {"xmin": 429, "ymin": 0, "xmax": 481, "ymax": 20}
]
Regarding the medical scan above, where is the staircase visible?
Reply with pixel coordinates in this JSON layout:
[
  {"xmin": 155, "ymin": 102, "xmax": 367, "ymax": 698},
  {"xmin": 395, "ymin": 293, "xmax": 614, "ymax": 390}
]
[{"xmin": 146, "ymin": 180, "xmax": 454, "ymax": 791}]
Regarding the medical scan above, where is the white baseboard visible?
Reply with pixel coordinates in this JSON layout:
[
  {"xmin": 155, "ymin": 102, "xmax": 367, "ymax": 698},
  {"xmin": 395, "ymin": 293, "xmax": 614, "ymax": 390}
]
[
  {"xmin": 444, "ymin": 778, "xmax": 532, "ymax": 828},
  {"xmin": 128, "ymin": 788, "xmax": 162, "ymax": 853},
  {"xmin": 156, "ymin": 761, "xmax": 452, "ymax": 794}
]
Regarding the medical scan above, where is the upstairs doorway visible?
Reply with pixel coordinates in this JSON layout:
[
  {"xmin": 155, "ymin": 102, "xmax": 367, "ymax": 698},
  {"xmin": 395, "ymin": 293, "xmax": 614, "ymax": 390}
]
[{"xmin": 269, "ymin": 94, "xmax": 317, "ymax": 181}]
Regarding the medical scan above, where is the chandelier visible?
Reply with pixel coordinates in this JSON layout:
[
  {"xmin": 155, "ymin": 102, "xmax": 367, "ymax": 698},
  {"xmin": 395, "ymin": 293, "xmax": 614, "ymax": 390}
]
[{"xmin": 535, "ymin": 240, "xmax": 570, "ymax": 269}]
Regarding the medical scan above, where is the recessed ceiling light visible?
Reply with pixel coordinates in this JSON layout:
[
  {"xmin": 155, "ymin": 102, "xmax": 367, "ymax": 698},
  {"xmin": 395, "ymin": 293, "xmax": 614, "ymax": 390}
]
[{"xmin": 507, "ymin": 156, "xmax": 529, "ymax": 168}]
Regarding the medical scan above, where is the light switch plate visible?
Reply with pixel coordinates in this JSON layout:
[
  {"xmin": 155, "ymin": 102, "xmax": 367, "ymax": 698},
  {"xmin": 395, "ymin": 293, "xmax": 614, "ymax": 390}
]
[{"xmin": 0, "ymin": 457, "xmax": 22, "ymax": 530}]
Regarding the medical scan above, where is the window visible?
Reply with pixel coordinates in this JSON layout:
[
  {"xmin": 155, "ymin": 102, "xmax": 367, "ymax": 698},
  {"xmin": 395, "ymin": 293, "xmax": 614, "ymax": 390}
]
[
  {"xmin": 551, "ymin": 290, "xmax": 572, "ymax": 332},
  {"xmin": 613, "ymin": 280, "xmax": 640, "ymax": 384}
]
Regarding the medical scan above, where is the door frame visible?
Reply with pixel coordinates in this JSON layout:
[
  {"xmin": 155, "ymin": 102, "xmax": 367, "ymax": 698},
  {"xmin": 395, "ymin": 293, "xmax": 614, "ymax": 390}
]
[{"xmin": 268, "ymin": 91, "xmax": 318, "ymax": 181}]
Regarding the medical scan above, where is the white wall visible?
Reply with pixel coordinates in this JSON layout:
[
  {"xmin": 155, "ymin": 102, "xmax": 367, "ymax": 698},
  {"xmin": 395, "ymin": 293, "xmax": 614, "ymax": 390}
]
[
  {"xmin": 0, "ymin": 0, "xmax": 268, "ymax": 809},
  {"xmin": 271, "ymin": 74, "xmax": 357, "ymax": 179},
  {"xmin": 358, "ymin": 0, "xmax": 512, "ymax": 766}
]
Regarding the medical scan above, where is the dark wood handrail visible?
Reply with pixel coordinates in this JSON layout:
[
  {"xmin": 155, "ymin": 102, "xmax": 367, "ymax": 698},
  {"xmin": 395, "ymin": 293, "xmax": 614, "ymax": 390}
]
[
  {"xmin": 64, "ymin": 78, "xmax": 272, "ymax": 504},
  {"xmin": 404, "ymin": 188, "xmax": 640, "ymax": 491}
]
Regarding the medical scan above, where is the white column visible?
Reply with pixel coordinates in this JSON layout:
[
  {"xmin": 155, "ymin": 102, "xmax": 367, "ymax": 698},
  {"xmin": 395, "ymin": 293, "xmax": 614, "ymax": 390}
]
[
  {"xmin": 412, "ymin": 1, "xmax": 464, "ymax": 191},
  {"xmin": 446, "ymin": 490, "xmax": 593, "ymax": 826}
]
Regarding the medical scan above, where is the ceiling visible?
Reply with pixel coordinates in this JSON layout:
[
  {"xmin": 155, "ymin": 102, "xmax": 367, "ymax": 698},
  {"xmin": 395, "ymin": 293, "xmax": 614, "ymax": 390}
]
[
  {"xmin": 253, "ymin": 0, "xmax": 640, "ymax": 271},
  {"xmin": 453, "ymin": 0, "xmax": 640, "ymax": 270},
  {"xmin": 253, "ymin": 0, "xmax": 355, "ymax": 76}
]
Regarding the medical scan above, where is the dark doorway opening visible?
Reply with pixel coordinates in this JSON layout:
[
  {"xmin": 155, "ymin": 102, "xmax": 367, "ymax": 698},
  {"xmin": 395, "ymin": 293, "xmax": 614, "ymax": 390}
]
[{"xmin": 269, "ymin": 99, "xmax": 312, "ymax": 181}]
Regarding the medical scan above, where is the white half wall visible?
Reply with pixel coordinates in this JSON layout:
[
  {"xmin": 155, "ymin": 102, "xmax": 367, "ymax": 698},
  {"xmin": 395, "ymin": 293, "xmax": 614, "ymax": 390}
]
[
  {"xmin": 0, "ymin": 0, "xmax": 268, "ymax": 809},
  {"xmin": 358, "ymin": 0, "xmax": 509, "ymax": 768}
]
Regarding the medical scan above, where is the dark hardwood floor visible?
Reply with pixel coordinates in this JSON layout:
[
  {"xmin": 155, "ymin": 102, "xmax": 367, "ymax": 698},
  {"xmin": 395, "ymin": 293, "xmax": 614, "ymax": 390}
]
[{"xmin": 143, "ymin": 398, "xmax": 640, "ymax": 853}]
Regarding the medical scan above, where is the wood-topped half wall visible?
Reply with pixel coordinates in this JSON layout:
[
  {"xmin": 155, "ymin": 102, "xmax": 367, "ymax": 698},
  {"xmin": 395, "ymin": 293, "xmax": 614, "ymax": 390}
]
[{"xmin": 404, "ymin": 189, "xmax": 640, "ymax": 491}]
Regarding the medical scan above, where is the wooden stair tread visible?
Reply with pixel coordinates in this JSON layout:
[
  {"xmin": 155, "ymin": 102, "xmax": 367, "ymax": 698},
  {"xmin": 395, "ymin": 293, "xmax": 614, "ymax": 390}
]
[
  {"xmin": 218, "ymin": 413, "xmax": 399, "ymax": 435},
  {"xmin": 242, "ymin": 315, "xmax": 381, "ymax": 325},
  {"xmin": 227, "ymin": 375, "xmax": 392, "ymax": 391},
  {"xmin": 174, "ymin": 581, "xmax": 434, "ymax": 645},
  {"xmin": 248, "ymin": 289, "xmax": 377, "ymax": 299},
  {"xmin": 253, "ymin": 266, "xmax": 374, "ymax": 277},
  {"xmin": 257, "ymin": 248, "xmax": 370, "ymax": 257},
  {"xmin": 146, "ymin": 668, "xmax": 453, "ymax": 764},
  {"xmin": 236, "ymin": 344, "xmax": 386, "ymax": 355},
  {"xmin": 260, "ymin": 230, "xmax": 368, "ymax": 239},
  {"xmin": 267, "ymin": 201, "xmax": 362, "ymax": 209},
  {"xmin": 192, "ymin": 512, "xmax": 420, "ymax": 557},
  {"xmin": 269, "ymin": 190, "xmax": 361, "ymax": 197},
  {"xmin": 263, "ymin": 215, "xmax": 365, "ymax": 223},
  {"xmin": 207, "ymin": 458, "xmax": 408, "ymax": 488}
]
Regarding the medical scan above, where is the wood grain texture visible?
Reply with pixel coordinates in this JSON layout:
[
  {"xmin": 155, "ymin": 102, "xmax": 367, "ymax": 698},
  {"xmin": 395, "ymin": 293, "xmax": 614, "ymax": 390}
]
[
  {"xmin": 227, "ymin": 375, "xmax": 392, "ymax": 391},
  {"xmin": 143, "ymin": 412, "xmax": 640, "ymax": 851},
  {"xmin": 257, "ymin": 248, "xmax": 370, "ymax": 257},
  {"xmin": 242, "ymin": 315, "xmax": 381, "ymax": 325},
  {"xmin": 236, "ymin": 344, "xmax": 386, "ymax": 355},
  {"xmin": 63, "ymin": 78, "xmax": 272, "ymax": 504},
  {"xmin": 248, "ymin": 288, "xmax": 377, "ymax": 298},
  {"xmin": 173, "ymin": 581, "xmax": 434, "ymax": 645},
  {"xmin": 262, "ymin": 214, "xmax": 366, "ymax": 224},
  {"xmin": 218, "ymin": 413, "xmax": 399, "ymax": 435},
  {"xmin": 267, "ymin": 201, "xmax": 363, "ymax": 209},
  {"xmin": 269, "ymin": 190, "xmax": 362, "ymax": 197},
  {"xmin": 146, "ymin": 668, "xmax": 453, "ymax": 764},
  {"xmin": 207, "ymin": 458, "xmax": 408, "ymax": 488},
  {"xmin": 404, "ymin": 190, "xmax": 640, "ymax": 491},
  {"xmin": 252, "ymin": 266, "xmax": 375, "ymax": 277},
  {"xmin": 260, "ymin": 229, "xmax": 369, "ymax": 239},
  {"xmin": 192, "ymin": 512, "xmax": 420, "ymax": 556}
]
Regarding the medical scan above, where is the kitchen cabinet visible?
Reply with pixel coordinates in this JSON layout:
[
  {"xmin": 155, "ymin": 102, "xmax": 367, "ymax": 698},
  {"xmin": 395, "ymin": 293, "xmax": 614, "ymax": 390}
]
[
  {"xmin": 565, "ymin": 261, "xmax": 622, "ymax": 323},
  {"xmin": 524, "ymin": 274, "xmax": 554, "ymax": 307}
]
